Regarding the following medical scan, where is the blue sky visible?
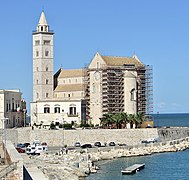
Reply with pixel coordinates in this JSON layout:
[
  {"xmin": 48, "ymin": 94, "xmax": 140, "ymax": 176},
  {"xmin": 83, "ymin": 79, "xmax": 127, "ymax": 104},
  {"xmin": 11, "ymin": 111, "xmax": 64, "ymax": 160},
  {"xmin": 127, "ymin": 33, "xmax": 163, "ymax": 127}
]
[{"xmin": 0, "ymin": 0, "xmax": 189, "ymax": 114}]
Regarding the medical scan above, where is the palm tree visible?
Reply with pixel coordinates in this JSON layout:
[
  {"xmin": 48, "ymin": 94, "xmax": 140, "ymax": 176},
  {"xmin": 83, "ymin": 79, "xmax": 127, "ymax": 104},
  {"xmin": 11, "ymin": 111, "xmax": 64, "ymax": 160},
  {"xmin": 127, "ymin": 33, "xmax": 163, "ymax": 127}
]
[
  {"xmin": 127, "ymin": 114, "xmax": 135, "ymax": 128},
  {"xmin": 119, "ymin": 112, "xmax": 128, "ymax": 128},
  {"xmin": 111, "ymin": 113, "xmax": 124, "ymax": 129},
  {"xmin": 135, "ymin": 112, "xmax": 145, "ymax": 128},
  {"xmin": 100, "ymin": 113, "xmax": 113, "ymax": 128}
]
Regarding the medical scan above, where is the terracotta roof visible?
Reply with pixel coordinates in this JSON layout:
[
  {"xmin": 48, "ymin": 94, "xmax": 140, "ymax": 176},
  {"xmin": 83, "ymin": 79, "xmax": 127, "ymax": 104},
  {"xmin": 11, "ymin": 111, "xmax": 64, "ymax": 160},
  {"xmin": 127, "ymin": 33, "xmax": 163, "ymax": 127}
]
[
  {"xmin": 101, "ymin": 56, "xmax": 144, "ymax": 67},
  {"xmin": 58, "ymin": 69, "xmax": 83, "ymax": 78},
  {"xmin": 54, "ymin": 84, "xmax": 83, "ymax": 92}
]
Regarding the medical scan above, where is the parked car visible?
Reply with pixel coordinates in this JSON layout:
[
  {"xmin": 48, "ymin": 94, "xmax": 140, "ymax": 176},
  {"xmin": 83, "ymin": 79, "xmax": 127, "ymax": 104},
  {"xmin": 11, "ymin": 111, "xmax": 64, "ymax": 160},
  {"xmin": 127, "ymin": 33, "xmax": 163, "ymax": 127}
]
[
  {"xmin": 24, "ymin": 143, "xmax": 30, "ymax": 147},
  {"xmin": 74, "ymin": 142, "xmax": 81, "ymax": 147},
  {"xmin": 94, "ymin": 142, "xmax": 101, "ymax": 147},
  {"xmin": 109, "ymin": 142, "xmax": 116, "ymax": 146},
  {"xmin": 16, "ymin": 147, "xmax": 25, "ymax": 153},
  {"xmin": 118, "ymin": 143, "xmax": 127, "ymax": 146},
  {"xmin": 81, "ymin": 144, "xmax": 92, "ymax": 148},
  {"xmin": 17, "ymin": 143, "xmax": 25, "ymax": 149},
  {"xmin": 41, "ymin": 142, "xmax": 47, "ymax": 146},
  {"xmin": 141, "ymin": 137, "xmax": 159, "ymax": 144}
]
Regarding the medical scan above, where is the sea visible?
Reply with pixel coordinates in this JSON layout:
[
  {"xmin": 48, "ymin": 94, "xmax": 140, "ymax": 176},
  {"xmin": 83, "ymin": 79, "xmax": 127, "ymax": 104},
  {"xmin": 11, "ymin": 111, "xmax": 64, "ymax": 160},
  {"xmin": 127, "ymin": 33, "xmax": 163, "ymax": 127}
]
[{"xmin": 85, "ymin": 113, "xmax": 189, "ymax": 180}]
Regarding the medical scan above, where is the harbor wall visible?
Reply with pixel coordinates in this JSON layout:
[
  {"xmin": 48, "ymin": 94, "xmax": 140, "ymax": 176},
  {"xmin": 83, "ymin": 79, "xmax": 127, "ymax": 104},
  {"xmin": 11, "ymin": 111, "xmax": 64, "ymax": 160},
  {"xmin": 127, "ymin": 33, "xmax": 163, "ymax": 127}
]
[
  {"xmin": 3, "ymin": 127, "xmax": 189, "ymax": 147},
  {"xmin": 6, "ymin": 128, "xmax": 158, "ymax": 146},
  {"xmin": 158, "ymin": 127, "xmax": 189, "ymax": 141}
]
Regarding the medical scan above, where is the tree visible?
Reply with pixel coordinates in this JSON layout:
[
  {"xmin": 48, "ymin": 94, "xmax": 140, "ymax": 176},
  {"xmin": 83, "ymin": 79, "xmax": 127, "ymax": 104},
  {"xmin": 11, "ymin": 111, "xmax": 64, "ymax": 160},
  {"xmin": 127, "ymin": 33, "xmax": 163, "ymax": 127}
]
[
  {"xmin": 127, "ymin": 114, "xmax": 135, "ymax": 128},
  {"xmin": 135, "ymin": 112, "xmax": 145, "ymax": 128},
  {"xmin": 100, "ymin": 113, "xmax": 113, "ymax": 128},
  {"xmin": 111, "ymin": 113, "xmax": 124, "ymax": 129}
]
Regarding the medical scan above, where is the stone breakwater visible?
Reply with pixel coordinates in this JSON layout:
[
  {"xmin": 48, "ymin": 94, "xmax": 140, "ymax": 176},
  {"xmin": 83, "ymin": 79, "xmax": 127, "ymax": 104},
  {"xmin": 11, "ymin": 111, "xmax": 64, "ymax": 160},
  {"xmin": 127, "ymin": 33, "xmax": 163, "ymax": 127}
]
[{"xmin": 27, "ymin": 137, "xmax": 189, "ymax": 180}]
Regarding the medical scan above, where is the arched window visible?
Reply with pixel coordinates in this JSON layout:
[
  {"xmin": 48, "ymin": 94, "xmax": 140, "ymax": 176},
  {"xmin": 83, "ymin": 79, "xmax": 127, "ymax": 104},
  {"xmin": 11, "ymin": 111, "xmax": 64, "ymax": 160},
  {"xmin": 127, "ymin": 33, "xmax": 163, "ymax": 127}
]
[
  {"xmin": 44, "ymin": 104, "xmax": 50, "ymax": 113},
  {"xmin": 69, "ymin": 104, "xmax": 76, "ymax": 115},
  {"xmin": 54, "ymin": 105, "xmax": 60, "ymax": 113},
  {"xmin": 44, "ymin": 107, "xmax": 50, "ymax": 113},
  {"xmin": 130, "ymin": 88, "xmax": 136, "ymax": 101}
]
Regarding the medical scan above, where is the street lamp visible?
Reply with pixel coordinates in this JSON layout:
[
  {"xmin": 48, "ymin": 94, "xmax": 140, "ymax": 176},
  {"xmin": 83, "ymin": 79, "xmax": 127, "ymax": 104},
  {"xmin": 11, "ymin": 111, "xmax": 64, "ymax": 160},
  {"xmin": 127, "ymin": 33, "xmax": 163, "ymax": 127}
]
[{"xmin": 1, "ymin": 117, "xmax": 8, "ymax": 164}]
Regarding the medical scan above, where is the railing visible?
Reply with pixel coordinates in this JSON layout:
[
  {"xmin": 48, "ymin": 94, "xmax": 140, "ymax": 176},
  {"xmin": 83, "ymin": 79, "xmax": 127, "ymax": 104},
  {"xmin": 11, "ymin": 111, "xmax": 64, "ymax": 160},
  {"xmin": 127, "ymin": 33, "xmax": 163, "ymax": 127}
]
[{"xmin": 0, "ymin": 162, "xmax": 17, "ymax": 179}]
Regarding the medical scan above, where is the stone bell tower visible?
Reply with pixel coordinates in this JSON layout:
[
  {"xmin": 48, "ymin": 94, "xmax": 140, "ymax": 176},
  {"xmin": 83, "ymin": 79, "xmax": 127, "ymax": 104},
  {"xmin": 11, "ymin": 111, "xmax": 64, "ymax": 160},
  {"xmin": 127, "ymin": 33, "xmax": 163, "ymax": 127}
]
[{"xmin": 32, "ymin": 11, "xmax": 54, "ymax": 101}]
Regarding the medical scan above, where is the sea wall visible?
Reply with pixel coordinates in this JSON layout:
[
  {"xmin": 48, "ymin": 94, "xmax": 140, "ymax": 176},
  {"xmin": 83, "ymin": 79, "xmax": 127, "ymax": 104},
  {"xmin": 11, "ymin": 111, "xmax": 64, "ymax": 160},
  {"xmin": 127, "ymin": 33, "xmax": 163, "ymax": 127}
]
[
  {"xmin": 158, "ymin": 127, "xmax": 189, "ymax": 141},
  {"xmin": 5, "ymin": 128, "xmax": 158, "ymax": 147},
  {"xmin": 3, "ymin": 127, "xmax": 189, "ymax": 147}
]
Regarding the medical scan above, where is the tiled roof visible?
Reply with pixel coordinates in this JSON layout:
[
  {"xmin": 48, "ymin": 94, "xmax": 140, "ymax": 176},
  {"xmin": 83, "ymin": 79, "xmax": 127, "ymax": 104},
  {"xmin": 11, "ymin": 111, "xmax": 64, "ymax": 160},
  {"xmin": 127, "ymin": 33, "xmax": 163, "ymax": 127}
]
[
  {"xmin": 58, "ymin": 69, "xmax": 83, "ymax": 78},
  {"xmin": 101, "ymin": 56, "xmax": 144, "ymax": 67},
  {"xmin": 54, "ymin": 84, "xmax": 83, "ymax": 92}
]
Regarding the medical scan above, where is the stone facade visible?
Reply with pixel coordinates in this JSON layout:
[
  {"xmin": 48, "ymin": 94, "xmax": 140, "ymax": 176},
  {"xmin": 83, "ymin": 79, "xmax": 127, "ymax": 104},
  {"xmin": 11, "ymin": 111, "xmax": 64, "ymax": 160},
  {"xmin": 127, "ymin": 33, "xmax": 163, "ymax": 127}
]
[{"xmin": 0, "ymin": 90, "xmax": 23, "ymax": 128}]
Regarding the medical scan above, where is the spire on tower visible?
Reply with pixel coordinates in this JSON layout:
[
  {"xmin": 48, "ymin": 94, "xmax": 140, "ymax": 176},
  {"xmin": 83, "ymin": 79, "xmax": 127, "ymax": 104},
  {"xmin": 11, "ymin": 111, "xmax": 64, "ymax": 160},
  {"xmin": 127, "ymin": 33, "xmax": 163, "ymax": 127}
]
[
  {"xmin": 38, "ymin": 11, "xmax": 48, "ymax": 26},
  {"xmin": 36, "ymin": 11, "xmax": 49, "ymax": 33}
]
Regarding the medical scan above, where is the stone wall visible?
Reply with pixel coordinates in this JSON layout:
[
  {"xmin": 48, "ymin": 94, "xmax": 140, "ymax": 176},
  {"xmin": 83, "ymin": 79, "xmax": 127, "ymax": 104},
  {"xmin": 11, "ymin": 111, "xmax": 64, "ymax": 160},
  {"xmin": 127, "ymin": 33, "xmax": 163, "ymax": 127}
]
[
  {"xmin": 158, "ymin": 127, "xmax": 189, "ymax": 141},
  {"xmin": 6, "ymin": 128, "xmax": 158, "ymax": 146}
]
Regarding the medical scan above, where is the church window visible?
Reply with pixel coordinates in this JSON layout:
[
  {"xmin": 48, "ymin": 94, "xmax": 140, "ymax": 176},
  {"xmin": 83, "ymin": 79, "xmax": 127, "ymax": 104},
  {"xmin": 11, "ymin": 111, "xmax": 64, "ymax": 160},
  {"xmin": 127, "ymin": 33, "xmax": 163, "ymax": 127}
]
[
  {"xmin": 130, "ymin": 88, "xmax": 136, "ymax": 101},
  {"xmin": 46, "ymin": 67, "xmax": 48, "ymax": 71},
  {"xmin": 44, "ymin": 40, "xmax": 50, "ymax": 45},
  {"xmin": 37, "ymin": 80, "xmax": 38, "ymax": 84},
  {"xmin": 41, "ymin": 27, "xmax": 43, "ymax": 31},
  {"xmin": 36, "ymin": 93, "xmax": 39, "ymax": 98},
  {"xmin": 35, "ymin": 40, "xmax": 40, "ymax": 45},
  {"xmin": 44, "ymin": 107, "xmax": 50, "ymax": 113},
  {"xmin": 92, "ymin": 83, "xmax": 96, "ymax": 93},
  {"xmin": 54, "ymin": 107, "xmax": 60, "ymax": 113},
  {"xmin": 45, "ymin": 51, "xmax": 49, "ymax": 56},
  {"xmin": 46, "ymin": 93, "xmax": 49, "ymax": 98},
  {"xmin": 46, "ymin": 79, "xmax": 48, "ymax": 84},
  {"xmin": 97, "ymin": 62, "xmax": 100, "ymax": 69},
  {"xmin": 68, "ymin": 94, "xmax": 71, "ymax": 97},
  {"xmin": 69, "ymin": 107, "xmax": 76, "ymax": 115},
  {"xmin": 36, "ymin": 67, "xmax": 39, "ymax": 71},
  {"xmin": 36, "ymin": 51, "xmax": 39, "ymax": 57}
]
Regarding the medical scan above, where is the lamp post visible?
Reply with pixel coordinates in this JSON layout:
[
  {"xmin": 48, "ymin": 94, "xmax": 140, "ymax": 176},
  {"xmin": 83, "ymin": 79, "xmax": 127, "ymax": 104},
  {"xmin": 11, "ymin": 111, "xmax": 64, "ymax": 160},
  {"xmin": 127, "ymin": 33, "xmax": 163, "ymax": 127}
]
[
  {"xmin": 23, "ymin": 109, "xmax": 27, "ymax": 127},
  {"xmin": 1, "ymin": 118, "xmax": 8, "ymax": 164}
]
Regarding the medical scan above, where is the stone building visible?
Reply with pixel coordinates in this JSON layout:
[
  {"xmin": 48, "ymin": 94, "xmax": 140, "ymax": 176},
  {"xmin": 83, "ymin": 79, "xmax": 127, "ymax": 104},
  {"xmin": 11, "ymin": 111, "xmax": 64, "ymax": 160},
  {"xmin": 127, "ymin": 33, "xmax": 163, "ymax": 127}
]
[
  {"xmin": 0, "ymin": 90, "xmax": 24, "ymax": 128},
  {"xmin": 30, "ymin": 11, "xmax": 84, "ymax": 126},
  {"xmin": 30, "ymin": 11, "xmax": 153, "ymax": 126}
]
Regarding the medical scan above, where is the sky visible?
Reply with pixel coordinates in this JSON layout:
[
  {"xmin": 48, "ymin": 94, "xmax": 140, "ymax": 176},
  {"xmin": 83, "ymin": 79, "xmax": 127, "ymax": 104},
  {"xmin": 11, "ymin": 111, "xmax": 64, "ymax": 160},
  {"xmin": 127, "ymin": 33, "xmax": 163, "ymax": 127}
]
[{"xmin": 0, "ymin": 0, "xmax": 189, "ymax": 114}]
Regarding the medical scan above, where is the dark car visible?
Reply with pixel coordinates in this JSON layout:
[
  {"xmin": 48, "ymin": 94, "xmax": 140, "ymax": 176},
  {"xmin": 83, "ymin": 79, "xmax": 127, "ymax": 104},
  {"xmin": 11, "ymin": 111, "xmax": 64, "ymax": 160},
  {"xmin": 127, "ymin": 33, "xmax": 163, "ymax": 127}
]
[
  {"xmin": 17, "ymin": 143, "xmax": 25, "ymax": 149},
  {"xmin": 81, "ymin": 144, "xmax": 92, "ymax": 148},
  {"xmin": 74, "ymin": 142, "xmax": 81, "ymax": 147},
  {"xmin": 24, "ymin": 143, "xmax": 30, "ymax": 147},
  {"xmin": 16, "ymin": 147, "xmax": 25, "ymax": 153},
  {"xmin": 94, "ymin": 142, "xmax": 101, "ymax": 147},
  {"xmin": 109, "ymin": 142, "xmax": 116, "ymax": 146}
]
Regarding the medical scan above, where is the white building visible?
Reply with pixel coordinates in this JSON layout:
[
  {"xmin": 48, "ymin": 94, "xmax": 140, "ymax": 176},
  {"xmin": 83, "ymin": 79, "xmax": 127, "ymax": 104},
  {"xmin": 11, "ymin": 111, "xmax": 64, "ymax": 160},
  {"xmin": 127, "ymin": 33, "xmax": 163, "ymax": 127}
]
[{"xmin": 0, "ymin": 90, "xmax": 23, "ymax": 128}]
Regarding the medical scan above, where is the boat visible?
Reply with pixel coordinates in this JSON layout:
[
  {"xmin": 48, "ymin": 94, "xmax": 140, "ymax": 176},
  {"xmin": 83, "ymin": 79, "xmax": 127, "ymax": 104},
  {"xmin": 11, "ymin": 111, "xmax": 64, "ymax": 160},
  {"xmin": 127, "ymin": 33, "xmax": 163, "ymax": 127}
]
[{"xmin": 121, "ymin": 163, "xmax": 145, "ymax": 175}]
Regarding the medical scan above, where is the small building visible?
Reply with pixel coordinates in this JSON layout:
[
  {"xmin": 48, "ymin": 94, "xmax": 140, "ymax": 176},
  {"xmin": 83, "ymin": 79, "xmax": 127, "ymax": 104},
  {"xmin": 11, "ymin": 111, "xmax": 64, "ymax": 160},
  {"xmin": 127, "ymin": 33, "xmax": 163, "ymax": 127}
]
[{"xmin": 0, "ymin": 89, "xmax": 24, "ymax": 128}]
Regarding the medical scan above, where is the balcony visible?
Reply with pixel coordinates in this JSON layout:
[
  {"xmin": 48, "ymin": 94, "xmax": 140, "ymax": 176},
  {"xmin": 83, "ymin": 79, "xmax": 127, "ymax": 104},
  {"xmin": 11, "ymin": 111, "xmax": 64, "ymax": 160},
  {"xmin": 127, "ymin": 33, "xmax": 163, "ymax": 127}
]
[{"xmin": 67, "ymin": 113, "xmax": 79, "ymax": 117}]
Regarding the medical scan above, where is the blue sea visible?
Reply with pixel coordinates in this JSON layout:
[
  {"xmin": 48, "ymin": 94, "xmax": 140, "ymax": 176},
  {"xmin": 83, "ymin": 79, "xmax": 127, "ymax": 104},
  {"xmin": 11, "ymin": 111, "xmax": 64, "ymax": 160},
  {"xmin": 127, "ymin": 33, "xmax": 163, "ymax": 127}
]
[{"xmin": 85, "ymin": 113, "xmax": 189, "ymax": 180}]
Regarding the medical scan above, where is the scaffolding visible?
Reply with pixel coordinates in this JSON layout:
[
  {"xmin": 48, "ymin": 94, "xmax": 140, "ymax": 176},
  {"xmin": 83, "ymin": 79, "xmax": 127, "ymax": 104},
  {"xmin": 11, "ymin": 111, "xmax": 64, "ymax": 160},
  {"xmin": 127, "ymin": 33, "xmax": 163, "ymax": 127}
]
[
  {"xmin": 102, "ymin": 68, "xmax": 124, "ymax": 114},
  {"xmin": 84, "ymin": 64, "xmax": 153, "ymax": 122},
  {"xmin": 137, "ymin": 65, "xmax": 153, "ymax": 118}
]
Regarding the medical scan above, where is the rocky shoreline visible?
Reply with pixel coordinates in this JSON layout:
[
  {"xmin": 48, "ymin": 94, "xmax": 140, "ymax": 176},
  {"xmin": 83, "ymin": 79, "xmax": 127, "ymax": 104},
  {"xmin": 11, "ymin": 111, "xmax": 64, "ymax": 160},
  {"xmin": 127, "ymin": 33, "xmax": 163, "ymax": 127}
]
[{"xmin": 28, "ymin": 137, "xmax": 189, "ymax": 180}]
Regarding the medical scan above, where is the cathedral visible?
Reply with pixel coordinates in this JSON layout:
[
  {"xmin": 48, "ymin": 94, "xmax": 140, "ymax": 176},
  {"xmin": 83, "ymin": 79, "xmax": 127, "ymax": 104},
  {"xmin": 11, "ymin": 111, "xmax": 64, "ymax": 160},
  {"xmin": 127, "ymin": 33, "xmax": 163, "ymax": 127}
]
[{"xmin": 30, "ymin": 11, "xmax": 153, "ymax": 126}]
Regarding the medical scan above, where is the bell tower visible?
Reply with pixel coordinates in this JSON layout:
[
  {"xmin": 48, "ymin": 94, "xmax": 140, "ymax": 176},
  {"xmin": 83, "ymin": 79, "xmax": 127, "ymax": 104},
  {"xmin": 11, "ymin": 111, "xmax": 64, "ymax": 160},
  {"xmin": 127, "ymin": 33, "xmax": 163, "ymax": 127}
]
[{"xmin": 32, "ymin": 11, "xmax": 54, "ymax": 101}]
